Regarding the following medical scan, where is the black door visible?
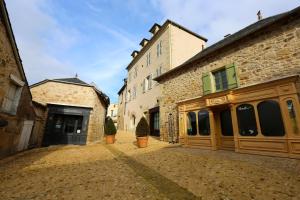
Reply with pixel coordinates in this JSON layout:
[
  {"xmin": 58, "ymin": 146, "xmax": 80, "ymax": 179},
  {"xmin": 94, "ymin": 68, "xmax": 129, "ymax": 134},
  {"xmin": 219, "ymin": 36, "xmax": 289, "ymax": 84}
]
[
  {"xmin": 150, "ymin": 107, "xmax": 160, "ymax": 136},
  {"xmin": 45, "ymin": 114, "xmax": 86, "ymax": 145}
]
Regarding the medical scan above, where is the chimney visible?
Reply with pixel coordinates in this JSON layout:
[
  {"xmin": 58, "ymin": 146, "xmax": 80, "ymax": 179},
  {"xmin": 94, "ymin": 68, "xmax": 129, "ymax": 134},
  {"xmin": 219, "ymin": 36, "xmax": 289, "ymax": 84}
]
[{"xmin": 257, "ymin": 10, "xmax": 263, "ymax": 21}]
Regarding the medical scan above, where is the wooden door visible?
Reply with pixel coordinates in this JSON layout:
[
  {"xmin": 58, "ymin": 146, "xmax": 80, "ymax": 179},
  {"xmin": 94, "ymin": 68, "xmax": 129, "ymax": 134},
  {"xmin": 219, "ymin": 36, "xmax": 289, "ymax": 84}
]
[
  {"xmin": 218, "ymin": 108, "xmax": 235, "ymax": 150},
  {"xmin": 17, "ymin": 120, "xmax": 34, "ymax": 151}
]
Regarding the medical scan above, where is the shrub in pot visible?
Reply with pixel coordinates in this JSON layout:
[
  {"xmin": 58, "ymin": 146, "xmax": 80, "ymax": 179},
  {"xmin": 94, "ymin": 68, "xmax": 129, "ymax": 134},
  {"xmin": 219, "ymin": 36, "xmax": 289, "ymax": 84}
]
[
  {"xmin": 104, "ymin": 116, "xmax": 117, "ymax": 144},
  {"xmin": 135, "ymin": 117, "xmax": 150, "ymax": 148}
]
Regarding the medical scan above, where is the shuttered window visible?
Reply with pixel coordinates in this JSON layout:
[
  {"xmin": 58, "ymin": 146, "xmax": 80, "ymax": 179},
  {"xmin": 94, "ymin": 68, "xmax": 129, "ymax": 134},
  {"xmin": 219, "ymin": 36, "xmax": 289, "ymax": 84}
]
[
  {"xmin": 226, "ymin": 64, "xmax": 238, "ymax": 89},
  {"xmin": 202, "ymin": 64, "xmax": 238, "ymax": 95},
  {"xmin": 202, "ymin": 72, "xmax": 212, "ymax": 95},
  {"xmin": 213, "ymin": 68, "xmax": 228, "ymax": 91}
]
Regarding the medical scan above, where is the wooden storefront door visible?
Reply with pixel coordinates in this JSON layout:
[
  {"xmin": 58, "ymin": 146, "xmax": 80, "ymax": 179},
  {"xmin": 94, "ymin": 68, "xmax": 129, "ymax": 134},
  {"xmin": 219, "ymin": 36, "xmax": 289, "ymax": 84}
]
[{"xmin": 216, "ymin": 108, "xmax": 235, "ymax": 150}]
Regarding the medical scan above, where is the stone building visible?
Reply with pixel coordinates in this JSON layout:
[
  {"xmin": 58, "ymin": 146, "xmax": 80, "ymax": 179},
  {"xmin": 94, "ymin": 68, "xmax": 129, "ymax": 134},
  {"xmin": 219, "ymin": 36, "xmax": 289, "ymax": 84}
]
[
  {"xmin": 123, "ymin": 20, "xmax": 207, "ymax": 136},
  {"xmin": 117, "ymin": 79, "xmax": 127, "ymax": 131},
  {"xmin": 30, "ymin": 77, "xmax": 109, "ymax": 146},
  {"xmin": 107, "ymin": 103, "xmax": 118, "ymax": 128},
  {"xmin": 0, "ymin": 0, "xmax": 37, "ymax": 158},
  {"xmin": 155, "ymin": 7, "xmax": 300, "ymax": 158}
]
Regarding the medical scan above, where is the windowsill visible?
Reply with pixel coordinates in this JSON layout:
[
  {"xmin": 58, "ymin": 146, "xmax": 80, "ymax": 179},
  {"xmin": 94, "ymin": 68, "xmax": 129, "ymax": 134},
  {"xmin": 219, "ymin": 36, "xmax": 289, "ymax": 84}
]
[{"xmin": 0, "ymin": 110, "xmax": 17, "ymax": 116}]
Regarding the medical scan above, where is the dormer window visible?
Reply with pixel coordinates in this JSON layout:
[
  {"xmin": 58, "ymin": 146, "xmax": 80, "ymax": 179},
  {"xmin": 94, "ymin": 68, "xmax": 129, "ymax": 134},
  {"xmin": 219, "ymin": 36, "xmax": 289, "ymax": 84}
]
[
  {"xmin": 139, "ymin": 38, "xmax": 149, "ymax": 47},
  {"xmin": 131, "ymin": 50, "xmax": 139, "ymax": 58},
  {"xmin": 149, "ymin": 23, "xmax": 161, "ymax": 35}
]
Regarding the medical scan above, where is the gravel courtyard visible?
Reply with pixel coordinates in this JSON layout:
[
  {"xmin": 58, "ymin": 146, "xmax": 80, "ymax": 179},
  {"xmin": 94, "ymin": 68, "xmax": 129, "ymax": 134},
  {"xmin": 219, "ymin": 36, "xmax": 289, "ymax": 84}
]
[{"xmin": 0, "ymin": 133, "xmax": 299, "ymax": 200}]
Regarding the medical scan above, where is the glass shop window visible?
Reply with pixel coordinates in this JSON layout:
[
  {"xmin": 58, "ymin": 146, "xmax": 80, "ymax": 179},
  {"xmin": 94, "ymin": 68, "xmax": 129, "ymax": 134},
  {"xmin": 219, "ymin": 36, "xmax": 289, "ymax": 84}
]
[
  {"xmin": 220, "ymin": 108, "xmax": 234, "ymax": 136},
  {"xmin": 257, "ymin": 100, "xmax": 285, "ymax": 136},
  {"xmin": 198, "ymin": 110, "xmax": 210, "ymax": 135},
  {"xmin": 186, "ymin": 112, "xmax": 197, "ymax": 136},
  {"xmin": 287, "ymin": 100, "xmax": 299, "ymax": 135},
  {"xmin": 236, "ymin": 104, "xmax": 258, "ymax": 136}
]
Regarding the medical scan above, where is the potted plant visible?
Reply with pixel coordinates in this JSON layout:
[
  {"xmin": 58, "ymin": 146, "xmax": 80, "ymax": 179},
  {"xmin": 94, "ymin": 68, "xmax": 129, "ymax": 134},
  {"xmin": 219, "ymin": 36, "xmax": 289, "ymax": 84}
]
[
  {"xmin": 135, "ymin": 117, "xmax": 150, "ymax": 148},
  {"xmin": 104, "ymin": 116, "xmax": 117, "ymax": 144}
]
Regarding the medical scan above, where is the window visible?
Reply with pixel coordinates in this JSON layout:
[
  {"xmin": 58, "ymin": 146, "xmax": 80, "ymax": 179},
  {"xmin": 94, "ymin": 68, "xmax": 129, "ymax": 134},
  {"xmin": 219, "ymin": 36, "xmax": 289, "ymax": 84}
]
[
  {"xmin": 187, "ymin": 112, "xmax": 197, "ymax": 135},
  {"xmin": 153, "ymin": 112, "xmax": 159, "ymax": 130},
  {"xmin": 213, "ymin": 68, "xmax": 228, "ymax": 91},
  {"xmin": 220, "ymin": 108, "xmax": 233, "ymax": 136},
  {"xmin": 111, "ymin": 110, "xmax": 114, "ymax": 117},
  {"xmin": 148, "ymin": 75, "xmax": 152, "ymax": 90},
  {"xmin": 156, "ymin": 66, "xmax": 162, "ymax": 77},
  {"xmin": 2, "ymin": 75, "xmax": 24, "ymax": 115},
  {"xmin": 128, "ymin": 72, "xmax": 132, "ymax": 83},
  {"xmin": 142, "ymin": 80, "xmax": 146, "ymax": 93},
  {"xmin": 236, "ymin": 104, "xmax": 258, "ymax": 136},
  {"xmin": 132, "ymin": 86, "xmax": 137, "ymax": 99},
  {"xmin": 127, "ymin": 90, "xmax": 131, "ymax": 102},
  {"xmin": 134, "ymin": 67, "xmax": 138, "ymax": 78},
  {"xmin": 198, "ymin": 110, "xmax": 210, "ymax": 135},
  {"xmin": 146, "ymin": 52, "xmax": 151, "ymax": 66},
  {"xmin": 257, "ymin": 100, "xmax": 285, "ymax": 136},
  {"xmin": 144, "ymin": 75, "xmax": 152, "ymax": 91},
  {"xmin": 202, "ymin": 64, "xmax": 237, "ymax": 95},
  {"xmin": 157, "ymin": 41, "xmax": 162, "ymax": 57},
  {"xmin": 287, "ymin": 100, "xmax": 299, "ymax": 134}
]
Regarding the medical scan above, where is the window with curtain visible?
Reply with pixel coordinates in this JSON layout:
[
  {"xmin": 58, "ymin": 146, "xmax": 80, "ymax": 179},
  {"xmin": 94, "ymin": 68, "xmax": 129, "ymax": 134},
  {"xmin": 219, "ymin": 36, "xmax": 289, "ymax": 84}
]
[
  {"xmin": 236, "ymin": 104, "xmax": 258, "ymax": 136},
  {"xmin": 198, "ymin": 110, "xmax": 210, "ymax": 135},
  {"xmin": 187, "ymin": 112, "xmax": 197, "ymax": 136},
  {"xmin": 257, "ymin": 100, "xmax": 285, "ymax": 136}
]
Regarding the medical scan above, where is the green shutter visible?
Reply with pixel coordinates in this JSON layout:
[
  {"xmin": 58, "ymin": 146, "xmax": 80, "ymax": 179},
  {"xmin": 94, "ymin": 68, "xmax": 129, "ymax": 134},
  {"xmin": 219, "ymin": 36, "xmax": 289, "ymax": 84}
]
[
  {"xmin": 226, "ymin": 64, "xmax": 238, "ymax": 89},
  {"xmin": 202, "ymin": 72, "xmax": 212, "ymax": 95}
]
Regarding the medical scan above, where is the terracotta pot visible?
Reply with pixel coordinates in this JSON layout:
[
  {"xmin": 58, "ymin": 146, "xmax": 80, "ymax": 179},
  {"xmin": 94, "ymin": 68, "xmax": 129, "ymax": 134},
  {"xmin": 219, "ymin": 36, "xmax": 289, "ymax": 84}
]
[
  {"xmin": 106, "ymin": 135, "xmax": 115, "ymax": 144},
  {"xmin": 136, "ymin": 136, "xmax": 148, "ymax": 148}
]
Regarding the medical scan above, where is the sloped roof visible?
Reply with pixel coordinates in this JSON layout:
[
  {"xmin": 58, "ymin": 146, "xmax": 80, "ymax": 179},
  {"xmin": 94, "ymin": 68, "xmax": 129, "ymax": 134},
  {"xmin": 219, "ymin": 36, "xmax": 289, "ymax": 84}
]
[
  {"xmin": 126, "ymin": 19, "xmax": 208, "ymax": 71},
  {"xmin": 154, "ymin": 6, "xmax": 300, "ymax": 82},
  {"xmin": 30, "ymin": 78, "xmax": 110, "ymax": 107},
  {"xmin": 53, "ymin": 77, "xmax": 89, "ymax": 85}
]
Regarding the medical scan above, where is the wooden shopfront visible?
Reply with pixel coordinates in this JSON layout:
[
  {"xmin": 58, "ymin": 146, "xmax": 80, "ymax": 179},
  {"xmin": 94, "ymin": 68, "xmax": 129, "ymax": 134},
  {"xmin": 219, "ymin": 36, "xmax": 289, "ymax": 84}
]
[{"xmin": 178, "ymin": 76, "xmax": 300, "ymax": 158}]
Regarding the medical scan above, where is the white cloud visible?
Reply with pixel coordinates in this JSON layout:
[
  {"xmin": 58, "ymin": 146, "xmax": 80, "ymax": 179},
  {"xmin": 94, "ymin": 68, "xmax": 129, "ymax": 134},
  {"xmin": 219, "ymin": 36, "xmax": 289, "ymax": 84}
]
[
  {"xmin": 151, "ymin": 0, "xmax": 300, "ymax": 45},
  {"xmin": 5, "ymin": 0, "xmax": 79, "ymax": 84}
]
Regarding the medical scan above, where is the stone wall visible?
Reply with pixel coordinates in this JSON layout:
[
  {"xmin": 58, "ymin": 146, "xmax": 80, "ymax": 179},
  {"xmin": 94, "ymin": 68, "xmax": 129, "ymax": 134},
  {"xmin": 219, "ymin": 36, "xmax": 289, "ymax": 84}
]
[
  {"xmin": 0, "ymin": 16, "xmax": 35, "ymax": 158},
  {"xmin": 159, "ymin": 17, "xmax": 300, "ymax": 141},
  {"xmin": 87, "ymin": 92, "xmax": 106, "ymax": 143},
  {"xmin": 31, "ymin": 81, "xmax": 107, "ymax": 143}
]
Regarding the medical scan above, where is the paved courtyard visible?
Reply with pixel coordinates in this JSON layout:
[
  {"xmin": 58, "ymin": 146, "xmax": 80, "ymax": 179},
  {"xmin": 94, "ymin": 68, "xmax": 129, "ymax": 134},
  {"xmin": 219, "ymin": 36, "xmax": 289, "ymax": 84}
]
[{"xmin": 0, "ymin": 133, "xmax": 299, "ymax": 200}]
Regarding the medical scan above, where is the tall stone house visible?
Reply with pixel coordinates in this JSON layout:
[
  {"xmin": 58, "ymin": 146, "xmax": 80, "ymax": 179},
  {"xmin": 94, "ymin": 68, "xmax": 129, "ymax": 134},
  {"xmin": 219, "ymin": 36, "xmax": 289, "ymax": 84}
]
[
  {"xmin": 155, "ymin": 7, "xmax": 300, "ymax": 158},
  {"xmin": 107, "ymin": 103, "xmax": 118, "ymax": 128},
  {"xmin": 122, "ymin": 20, "xmax": 207, "ymax": 136},
  {"xmin": 0, "ymin": 0, "xmax": 37, "ymax": 158},
  {"xmin": 117, "ymin": 79, "xmax": 127, "ymax": 131},
  {"xmin": 30, "ymin": 77, "xmax": 109, "ymax": 146}
]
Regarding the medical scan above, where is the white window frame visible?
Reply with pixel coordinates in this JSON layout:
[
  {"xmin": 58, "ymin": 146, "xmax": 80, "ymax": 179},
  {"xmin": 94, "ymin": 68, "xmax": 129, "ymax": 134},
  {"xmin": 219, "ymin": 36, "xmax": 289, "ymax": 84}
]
[{"xmin": 1, "ymin": 74, "xmax": 24, "ymax": 115}]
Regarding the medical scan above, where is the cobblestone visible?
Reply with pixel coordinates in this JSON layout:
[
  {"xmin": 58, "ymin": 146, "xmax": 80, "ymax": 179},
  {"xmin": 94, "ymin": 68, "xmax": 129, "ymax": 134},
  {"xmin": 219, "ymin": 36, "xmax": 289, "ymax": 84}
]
[{"xmin": 0, "ymin": 132, "xmax": 299, "ymax": 200}]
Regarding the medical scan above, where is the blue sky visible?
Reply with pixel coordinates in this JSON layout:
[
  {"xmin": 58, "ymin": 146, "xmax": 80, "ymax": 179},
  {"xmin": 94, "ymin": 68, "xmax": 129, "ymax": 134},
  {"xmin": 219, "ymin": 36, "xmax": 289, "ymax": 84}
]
[{"xmin": 5, "ymin": 0, "xmax": 300, "ymax": 103}]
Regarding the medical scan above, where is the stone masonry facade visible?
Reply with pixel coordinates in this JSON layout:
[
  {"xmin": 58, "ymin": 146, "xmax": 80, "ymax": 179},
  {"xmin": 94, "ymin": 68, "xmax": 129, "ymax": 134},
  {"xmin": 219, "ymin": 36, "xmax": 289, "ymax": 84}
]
[
  {"xmin": 30, "ymin": 81, "xmax": 107, "ymax": 143},
  {"xmin": 0, "ymin": 2, "xmax": 35, "ymax": 158},
  {"xmin": 159, "ymin": 15, "xmax": 300, "ymax": 141}
]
